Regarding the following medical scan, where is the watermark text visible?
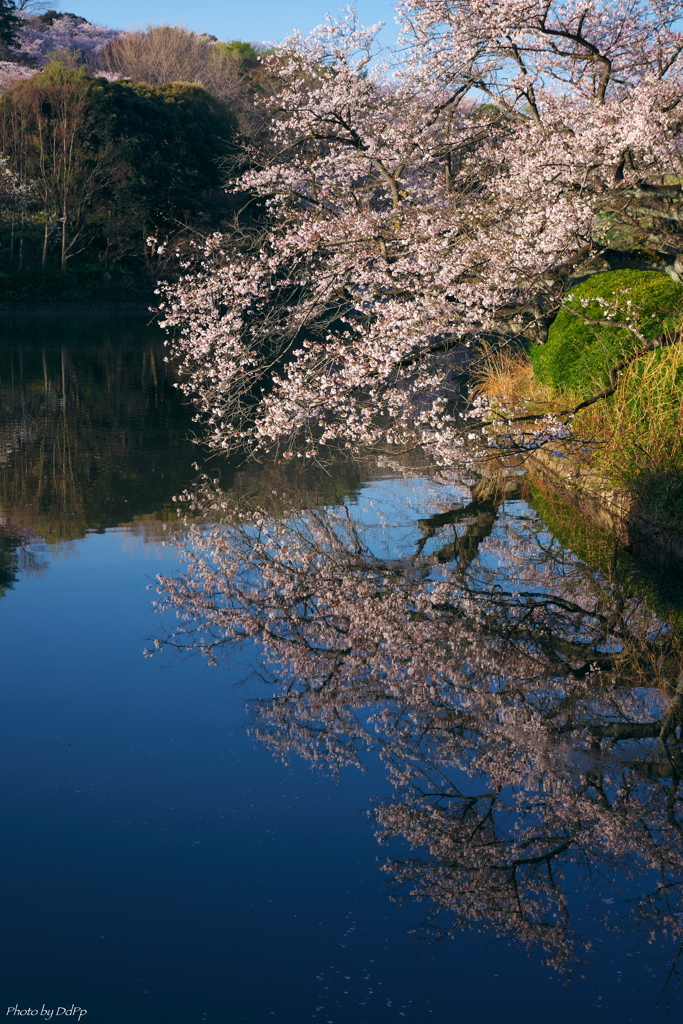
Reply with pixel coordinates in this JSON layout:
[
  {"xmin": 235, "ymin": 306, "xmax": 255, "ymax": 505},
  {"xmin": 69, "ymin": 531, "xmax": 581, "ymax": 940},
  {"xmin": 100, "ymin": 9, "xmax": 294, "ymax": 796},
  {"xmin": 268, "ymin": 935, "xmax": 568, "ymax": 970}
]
[{"xmin": 6, "ymin": 1007, "xmax": 87, "ymax": 1021}]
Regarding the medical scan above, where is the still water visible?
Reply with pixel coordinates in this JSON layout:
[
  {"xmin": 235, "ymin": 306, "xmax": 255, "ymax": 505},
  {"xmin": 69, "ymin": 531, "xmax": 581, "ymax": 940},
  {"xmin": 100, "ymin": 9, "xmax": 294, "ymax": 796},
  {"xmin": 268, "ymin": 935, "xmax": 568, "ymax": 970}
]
[{"xmin": 1, "ymin": 316, "xmax": 682, "ymax": 1023}]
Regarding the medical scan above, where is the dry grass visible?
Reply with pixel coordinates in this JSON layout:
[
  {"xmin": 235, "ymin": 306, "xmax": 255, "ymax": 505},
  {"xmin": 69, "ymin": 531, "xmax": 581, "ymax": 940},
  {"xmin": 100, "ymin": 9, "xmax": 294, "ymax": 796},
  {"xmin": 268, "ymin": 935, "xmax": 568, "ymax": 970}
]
[
  {"xmin": 577, "ymin": 335, "xmax": 682, "ymax": 444},
  {"xmin": 473, "ymin": 334, "xmax": 683, "ymax": 531},
  {"xmin": 469, "ymin": 343, "xmax": 562, "ymax": 434},
  {"xmin": 470, "ymin": 344, "xmax": 543, "ymax": 404}
]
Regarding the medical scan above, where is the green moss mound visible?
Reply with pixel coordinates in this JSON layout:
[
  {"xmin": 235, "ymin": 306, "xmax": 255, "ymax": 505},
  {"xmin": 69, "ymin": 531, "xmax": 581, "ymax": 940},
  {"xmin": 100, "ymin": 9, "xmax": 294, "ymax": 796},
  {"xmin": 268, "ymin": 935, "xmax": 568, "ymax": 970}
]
[{"xmin": 530, "ymin": 270, "xmax": 683, "ymax": 397}]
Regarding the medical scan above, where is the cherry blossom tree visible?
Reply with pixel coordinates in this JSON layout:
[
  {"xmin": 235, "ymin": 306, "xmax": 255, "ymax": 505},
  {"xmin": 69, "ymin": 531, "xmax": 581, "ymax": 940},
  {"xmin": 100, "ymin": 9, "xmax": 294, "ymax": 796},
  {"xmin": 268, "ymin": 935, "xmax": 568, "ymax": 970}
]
[
  {"xmin": 0, "ymin": 150, "xmax": 35, "ymax": 268},
  {"xmin": 0, "ymin": 150, "xmax": 31, "ymax": 207},
  {"xmin": 0, "ymin": 59, "xmax": 33, "ymax": 91},
  {"xmin": 158, "ymin": 2, "xmax": 683, "ymax": 463},
  {"xmin": 12, "ymin": 12, "xmax": 119, "ymax": 67}
]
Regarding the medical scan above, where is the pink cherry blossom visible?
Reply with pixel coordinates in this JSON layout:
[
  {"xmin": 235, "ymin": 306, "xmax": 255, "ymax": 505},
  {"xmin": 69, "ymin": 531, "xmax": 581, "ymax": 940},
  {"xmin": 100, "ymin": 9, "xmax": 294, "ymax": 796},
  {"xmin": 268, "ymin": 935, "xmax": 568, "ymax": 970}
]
[{"xmin": 158, "ymin": 3, "xmax": 683, "ymax": 463}]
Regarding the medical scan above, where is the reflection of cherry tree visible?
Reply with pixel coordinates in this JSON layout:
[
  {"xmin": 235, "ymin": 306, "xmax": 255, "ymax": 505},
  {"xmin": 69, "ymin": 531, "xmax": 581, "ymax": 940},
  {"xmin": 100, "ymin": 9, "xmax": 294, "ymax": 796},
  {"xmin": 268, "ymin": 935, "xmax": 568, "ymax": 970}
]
[{"xmin": 152, "ymin": 472, "xmax": 683, "ymax": 972}]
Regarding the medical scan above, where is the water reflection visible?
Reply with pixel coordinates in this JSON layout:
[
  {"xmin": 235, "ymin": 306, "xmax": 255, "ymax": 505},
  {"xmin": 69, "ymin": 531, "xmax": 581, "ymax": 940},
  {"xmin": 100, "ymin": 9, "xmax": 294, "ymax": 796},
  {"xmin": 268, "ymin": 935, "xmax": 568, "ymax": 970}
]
[
  {"xmin": 152, "ymin": 470, "xmax": 683, "ymax": 981},
  {"xmin": 4, "ymin": 320, "xmax": 683, "ymax": 1008},
  {"xmin": 0, "ymin": 516, "xmax": 48, "ymax": 597},
  {"xmin": 0, "ymin": 315, "xmax": 370, "ymax": 553},
  {"xmin": 0, "ymin": 316, "xmax": 201, "ymax": 543}
]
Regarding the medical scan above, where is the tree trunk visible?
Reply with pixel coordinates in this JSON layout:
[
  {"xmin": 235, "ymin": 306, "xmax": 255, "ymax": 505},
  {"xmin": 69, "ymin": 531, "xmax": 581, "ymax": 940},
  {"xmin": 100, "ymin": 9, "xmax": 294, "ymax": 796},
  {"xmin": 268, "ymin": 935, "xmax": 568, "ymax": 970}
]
[
  {"xmin": 42, "ymin": 216, "xmax": 49, "ymax": 269},
  {"xmin": 18, "ymin": 211, "xmax": 24, "ymax": 272},
  {"xmin": 60, "ymin": 212, "xmax": 67, "ymax": 273}
]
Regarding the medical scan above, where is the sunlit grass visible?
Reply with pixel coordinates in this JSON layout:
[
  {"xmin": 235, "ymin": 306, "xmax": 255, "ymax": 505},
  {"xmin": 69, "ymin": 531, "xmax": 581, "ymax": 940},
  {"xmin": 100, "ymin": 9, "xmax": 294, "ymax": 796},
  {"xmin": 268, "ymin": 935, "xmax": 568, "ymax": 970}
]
[{"xmin": 473, "ymin": 331, "xmax": 683, "ymax": 533}]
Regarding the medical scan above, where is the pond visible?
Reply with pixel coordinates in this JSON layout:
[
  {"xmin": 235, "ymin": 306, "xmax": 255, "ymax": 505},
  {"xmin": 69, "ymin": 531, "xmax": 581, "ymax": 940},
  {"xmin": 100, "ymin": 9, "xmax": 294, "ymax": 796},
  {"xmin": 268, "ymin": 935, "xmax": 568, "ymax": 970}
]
[{"xmin": 1, "ymin": 315, "xmax": 682, "ymax": 1023}]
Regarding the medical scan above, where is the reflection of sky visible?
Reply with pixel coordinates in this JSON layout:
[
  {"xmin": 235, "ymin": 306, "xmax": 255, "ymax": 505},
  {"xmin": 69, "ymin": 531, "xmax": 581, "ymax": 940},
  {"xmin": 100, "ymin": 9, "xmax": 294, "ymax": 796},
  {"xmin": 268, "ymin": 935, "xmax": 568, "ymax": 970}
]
[
  {"xmin": 1, "ymin": 485, "xmax": 681, "ymax": 1021},
  {"xmin": 323, "ymin": 474, "xmax": 555, "ymax": 583},
  {"xmin": 332, "ymin": 474, "xmax": 471, "ymax": 560}
]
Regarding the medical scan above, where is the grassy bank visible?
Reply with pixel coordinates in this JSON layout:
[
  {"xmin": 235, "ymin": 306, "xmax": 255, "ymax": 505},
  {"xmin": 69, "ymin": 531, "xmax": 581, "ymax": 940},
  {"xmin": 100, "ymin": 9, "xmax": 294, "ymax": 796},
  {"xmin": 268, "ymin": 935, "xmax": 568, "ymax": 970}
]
[{"xmin": 474, "ymin": 269, "xmax": 683, "ymax": 537}]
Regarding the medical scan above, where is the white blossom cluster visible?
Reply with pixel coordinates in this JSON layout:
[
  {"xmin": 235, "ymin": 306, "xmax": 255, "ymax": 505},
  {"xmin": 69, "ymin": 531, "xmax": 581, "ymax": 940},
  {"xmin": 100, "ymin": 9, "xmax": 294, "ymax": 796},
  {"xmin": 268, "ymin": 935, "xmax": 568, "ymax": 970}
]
[{"xmin": 11, "ymin": 13, "xmax": 120, "ymax": 67}]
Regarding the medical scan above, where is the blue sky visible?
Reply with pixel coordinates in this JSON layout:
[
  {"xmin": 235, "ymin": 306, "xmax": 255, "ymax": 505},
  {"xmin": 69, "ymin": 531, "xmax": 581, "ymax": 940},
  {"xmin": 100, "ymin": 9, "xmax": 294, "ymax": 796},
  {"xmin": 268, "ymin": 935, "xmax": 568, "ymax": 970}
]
[{"xmin": 69, "ymin": 1, "xmax": 400, "ymax": 46}]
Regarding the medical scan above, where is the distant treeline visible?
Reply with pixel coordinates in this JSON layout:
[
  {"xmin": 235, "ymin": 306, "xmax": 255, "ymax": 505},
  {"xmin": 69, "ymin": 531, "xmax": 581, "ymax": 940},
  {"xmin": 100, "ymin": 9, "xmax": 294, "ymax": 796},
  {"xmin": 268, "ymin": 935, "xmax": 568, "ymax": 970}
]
[{"xmin": 0, "ymin": 23, "xmax": 270, "ymax": 301}]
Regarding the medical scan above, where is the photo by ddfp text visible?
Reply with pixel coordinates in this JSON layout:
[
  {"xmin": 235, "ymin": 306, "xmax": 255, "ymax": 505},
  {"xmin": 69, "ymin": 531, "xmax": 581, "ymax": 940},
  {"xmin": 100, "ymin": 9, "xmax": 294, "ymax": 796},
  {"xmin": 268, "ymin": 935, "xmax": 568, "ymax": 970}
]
[{"xmin": 6, "ymin": 1008, "xmax": 87, "ymax": 1020}]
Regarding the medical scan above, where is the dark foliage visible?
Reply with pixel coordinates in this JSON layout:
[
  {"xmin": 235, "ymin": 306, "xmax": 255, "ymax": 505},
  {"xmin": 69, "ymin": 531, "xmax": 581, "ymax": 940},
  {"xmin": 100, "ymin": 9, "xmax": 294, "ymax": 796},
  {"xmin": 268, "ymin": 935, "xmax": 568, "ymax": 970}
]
[
  {"xmin": 0, "ymin": 0, "xmax": 18, "ymax": 49},
  {"xmin": 0, "ymin": 61, "xmax": 240, "ymax": 300}
]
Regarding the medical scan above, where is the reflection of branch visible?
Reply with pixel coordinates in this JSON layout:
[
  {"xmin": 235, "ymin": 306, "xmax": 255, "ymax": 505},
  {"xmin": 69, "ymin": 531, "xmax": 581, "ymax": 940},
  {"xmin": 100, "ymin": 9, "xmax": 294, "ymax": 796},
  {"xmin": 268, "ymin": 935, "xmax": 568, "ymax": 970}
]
[
  {"xmin": 552, "ymin": 719, "xmax": 661, "ymax": 741},
  {"xmin": 417, "ymin": 477, "xmax": 522, "ymax": 536},
  {"xmin": 414, "ymin": 477, "xmax": 522, "ymax": 568}
]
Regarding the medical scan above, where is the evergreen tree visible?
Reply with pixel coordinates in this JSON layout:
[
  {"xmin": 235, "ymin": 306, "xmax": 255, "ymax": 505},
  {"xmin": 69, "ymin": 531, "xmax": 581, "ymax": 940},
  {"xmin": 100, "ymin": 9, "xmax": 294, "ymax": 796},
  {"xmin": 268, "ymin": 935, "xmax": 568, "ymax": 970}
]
[{"xmin": 0, "ymin": 0, "xmax": 18, "ymax": 49}]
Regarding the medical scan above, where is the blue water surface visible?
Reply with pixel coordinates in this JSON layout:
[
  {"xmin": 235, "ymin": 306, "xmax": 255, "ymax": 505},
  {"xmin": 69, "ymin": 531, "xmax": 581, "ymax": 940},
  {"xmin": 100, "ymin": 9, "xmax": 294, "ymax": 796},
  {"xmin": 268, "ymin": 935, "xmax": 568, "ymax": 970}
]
[{"xmin": 0, "ymin": 318, "xmax": 680, "ymax": 1023}]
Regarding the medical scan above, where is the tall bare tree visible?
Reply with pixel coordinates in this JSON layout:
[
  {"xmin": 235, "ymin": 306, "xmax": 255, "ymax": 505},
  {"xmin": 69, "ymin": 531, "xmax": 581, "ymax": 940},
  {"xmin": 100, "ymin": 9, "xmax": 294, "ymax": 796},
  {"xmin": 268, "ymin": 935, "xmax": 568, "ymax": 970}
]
[{"xmin": 0, "ymin": 59, "xmax": 117, "ymax": 270}]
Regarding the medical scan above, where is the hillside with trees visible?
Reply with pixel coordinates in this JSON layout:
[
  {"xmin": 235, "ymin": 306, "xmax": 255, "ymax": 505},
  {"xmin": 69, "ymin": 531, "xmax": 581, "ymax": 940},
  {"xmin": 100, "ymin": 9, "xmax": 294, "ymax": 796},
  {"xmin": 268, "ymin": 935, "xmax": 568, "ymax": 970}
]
[{"xmin": 0, "ymin": 14, "xmax": 266, "ymax": 300}]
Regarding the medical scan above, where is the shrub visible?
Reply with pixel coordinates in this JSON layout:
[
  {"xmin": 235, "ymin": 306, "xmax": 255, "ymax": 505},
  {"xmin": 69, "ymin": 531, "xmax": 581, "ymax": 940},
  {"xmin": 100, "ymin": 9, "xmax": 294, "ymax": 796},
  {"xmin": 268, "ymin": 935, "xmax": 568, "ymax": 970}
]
[
  {"xmin": 475, "ymin": 270, "xmax": 683, "ymax": 532},
  {"xmin": 530, "ymin": 269, "xmax": 683, "ymax": 397}
]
